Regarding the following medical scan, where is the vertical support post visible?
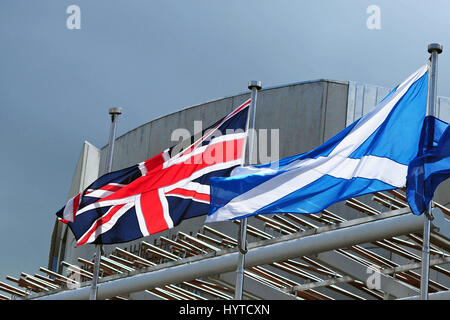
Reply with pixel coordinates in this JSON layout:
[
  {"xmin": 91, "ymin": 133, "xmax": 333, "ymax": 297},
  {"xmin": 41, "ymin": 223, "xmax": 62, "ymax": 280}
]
[
  {"xmin": 421, "ymin": 43, "xmax": 442, "ymax": 300},
  {"xmin": 89, "ymin": 107, "xmax": 122, "ymax": 300},
  {"xmin": 235, "ymin": 80, "xmax": 262, "ymax": 300},
  {"xmin": 421, "ymin": 216, "xmax": 431, "ymax": 300},
  {"xmin": 106, "ymin": 108, "xmax": 122, "ymax": 173}
]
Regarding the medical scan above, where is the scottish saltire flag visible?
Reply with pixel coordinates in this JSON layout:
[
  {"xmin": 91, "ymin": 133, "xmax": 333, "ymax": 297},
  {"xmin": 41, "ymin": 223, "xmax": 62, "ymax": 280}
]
[
  {"xmin": 56, "ymin": 99, "xmax": 250, "ymax": 245},
  {"xmin": 406, "ymin": 116, "xmax": 450, "ymax": 215},
  {"xmin": 206, "ymin": 65, "xmax": 429, "ymax": 222}
]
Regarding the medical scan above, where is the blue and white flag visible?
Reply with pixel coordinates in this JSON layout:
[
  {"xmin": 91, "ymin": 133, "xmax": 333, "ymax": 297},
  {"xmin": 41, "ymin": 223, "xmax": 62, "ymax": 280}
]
[
  {"xmin": 206, "ymin": 65, "xmax": 429, "ymax": 222},
  {"xmin": 406, "ymin": 116, "xmax": 450, "ymax": 215}
]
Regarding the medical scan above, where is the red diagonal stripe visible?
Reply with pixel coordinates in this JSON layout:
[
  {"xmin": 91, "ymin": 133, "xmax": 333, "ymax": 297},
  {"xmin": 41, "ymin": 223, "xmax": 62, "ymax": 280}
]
[
  {"xmin": 72, "ymin": 193, "xmax": 81, "ymax": 222},
  {"xmin": 99, "ymin": 184, "xmax": 124, "ymax": 192},
  {"xmin": 166, "ymin": 188, "xmax": 210, "ymax": 202},
  {"xmin": 77, "ymin": 204, "xmax": 126, "ymax": 246}
]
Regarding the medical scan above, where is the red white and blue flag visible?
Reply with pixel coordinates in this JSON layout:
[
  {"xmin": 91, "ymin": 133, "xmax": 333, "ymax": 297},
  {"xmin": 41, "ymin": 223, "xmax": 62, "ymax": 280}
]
[{"xmin": 56, "ymin": 99, "xmax": 251, "ymax": 246}]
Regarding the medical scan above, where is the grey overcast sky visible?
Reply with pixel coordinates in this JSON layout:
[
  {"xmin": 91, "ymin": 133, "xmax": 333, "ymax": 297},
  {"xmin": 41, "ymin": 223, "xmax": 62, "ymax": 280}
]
[{"xmin": 1, "ymin": 0, "xmax": 450, "ymax": 281}]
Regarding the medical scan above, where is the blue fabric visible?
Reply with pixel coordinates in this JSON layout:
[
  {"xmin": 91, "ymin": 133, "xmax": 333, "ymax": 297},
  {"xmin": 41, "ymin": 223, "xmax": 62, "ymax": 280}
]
[
  {"xmin": 348, "ymin": 77, "xmax": 428, "ymax": 164},
  {"xmin": 406, "ymin": 116, "xmax": 450, "ymax": 215}
]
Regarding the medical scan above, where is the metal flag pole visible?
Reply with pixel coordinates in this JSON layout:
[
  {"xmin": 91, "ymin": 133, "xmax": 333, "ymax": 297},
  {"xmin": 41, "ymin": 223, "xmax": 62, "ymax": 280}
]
[
  {"xmin": 420, "ymin": 43, "xmax": 443, "ymax": 300},
  {"xmin": 235, "ymin": 80, "xmax": 262, "ymax": 300},
  {"xmin": 89, "ymin": 107, "xmax": 122, "ymax": 300}
]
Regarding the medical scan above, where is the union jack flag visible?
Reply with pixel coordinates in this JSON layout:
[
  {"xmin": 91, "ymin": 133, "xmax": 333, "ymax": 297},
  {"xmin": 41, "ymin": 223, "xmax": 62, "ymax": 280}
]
[{"xmin": 56, "ymin": 99, "xmax": 251, "ymax": 246}]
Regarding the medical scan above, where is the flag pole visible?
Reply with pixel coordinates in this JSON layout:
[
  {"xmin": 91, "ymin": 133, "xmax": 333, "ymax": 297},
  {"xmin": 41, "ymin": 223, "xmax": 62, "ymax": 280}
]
[
  {"xmin": 89, "ymin": 107, "xmax": 122, "ymax": 300},
  {"xmin": 421, "ymin": 43, "xmax": 443, "ymax": 300},
  {"xmin": 235, "ymin": 80, "xmax": 262, "ymax": 300}
]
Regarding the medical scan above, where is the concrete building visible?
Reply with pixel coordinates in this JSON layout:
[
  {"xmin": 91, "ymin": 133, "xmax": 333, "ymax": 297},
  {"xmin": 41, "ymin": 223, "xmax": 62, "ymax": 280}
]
[{"xmin": 3, "ymin": 78, "xmax": 450, "ymax": 300}]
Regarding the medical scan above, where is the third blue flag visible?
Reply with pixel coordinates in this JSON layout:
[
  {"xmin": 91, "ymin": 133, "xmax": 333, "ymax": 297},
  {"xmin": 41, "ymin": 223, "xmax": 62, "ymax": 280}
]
[{"xmin": 406, "ymin": 116, "xmax": 450, "ymax": 215}]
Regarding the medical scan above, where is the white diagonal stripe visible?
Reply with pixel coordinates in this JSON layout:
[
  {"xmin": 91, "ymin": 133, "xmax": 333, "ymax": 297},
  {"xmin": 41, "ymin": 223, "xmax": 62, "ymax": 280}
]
[
  {"xmin": 134, "ymin": 194, "xmax": 149, "ymax": 237},
  {"xmin": 167, "ymin": 181, "xmax": 210, "ymax": 194},
  {"xmin": 166, "ymin": 193, "xmax": 210, "ymax": 204},
  {"xmin": 78, "ymin": 202, "xmax": 135, "ymax": 245},
  {"xmin": 159, "ymin": 188, "xmax": 173, "ymax": 229},
  {"xmin": 84, "ymin": 190, "xmax": 114, "ymax": 199},
  {"xmin": 75, "ymin": 195, "xmax": 136, "ymax": 216}
]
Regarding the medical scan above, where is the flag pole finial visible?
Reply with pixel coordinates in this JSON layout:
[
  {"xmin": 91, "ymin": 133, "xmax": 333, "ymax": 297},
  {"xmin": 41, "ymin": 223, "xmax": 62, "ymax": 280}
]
[
  {"xmin": 248, "ymin": 80, "xmax": 262, "ymax": 90},
  {"xmin": 109, "ymin": 107, "xmax": 122, "ymax": 115},
  {"xmin": 109, "ymin": 107, "xmax": 123, "ymax": 121},
  {"xmin": 428, "ymin": 43, "xmax": 443, "ymax": 54}
]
